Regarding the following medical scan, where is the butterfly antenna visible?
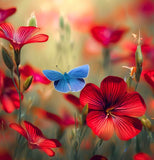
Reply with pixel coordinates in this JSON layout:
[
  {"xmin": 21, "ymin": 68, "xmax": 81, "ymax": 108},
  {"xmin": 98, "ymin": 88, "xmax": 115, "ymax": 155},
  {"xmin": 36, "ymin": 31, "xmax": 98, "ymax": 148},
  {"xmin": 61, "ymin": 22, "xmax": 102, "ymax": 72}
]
[{"xmin": 56, "ymin": 65, "xmax": 64, "ymax": 73}]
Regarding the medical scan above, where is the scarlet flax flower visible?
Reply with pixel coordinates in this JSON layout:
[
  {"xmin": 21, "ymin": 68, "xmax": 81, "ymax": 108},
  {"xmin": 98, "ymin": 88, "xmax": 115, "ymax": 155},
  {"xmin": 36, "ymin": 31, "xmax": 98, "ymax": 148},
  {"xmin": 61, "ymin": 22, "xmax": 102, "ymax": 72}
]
[
  {"xmin": 133, "ymin": 152, "xmax": 152, "ymax": 160},
  {"xmin": 0, "ymin": 70, "xmax": 21, "ymax": 113},
  {"xmin": 91, "ymin": 25, "xmax": 127, "ymax": 47},
  {"xmin": 90, "ymin": 155, "xmax": 108, "ymax": 160},
  {"xmin": 80, "ymin": 76, "xmax": 146, "ymax": 140},
  {"xmin": 0, "ymin": 22, "xmax": 48, "ymax": 52},
  {"xmin": 9, "ymin": 121, "xmax": 61, "ymax": 157},
  {"xmin": 0, "ymin": 8, "xmax": 16, "ymax": 24},
  {"xmin": 19, "ymin": 64, "xmax": 50, "ymax": 85},
  {"xmin": 144, "ymin": 70, "xmax": 154, "ymax": 90}
]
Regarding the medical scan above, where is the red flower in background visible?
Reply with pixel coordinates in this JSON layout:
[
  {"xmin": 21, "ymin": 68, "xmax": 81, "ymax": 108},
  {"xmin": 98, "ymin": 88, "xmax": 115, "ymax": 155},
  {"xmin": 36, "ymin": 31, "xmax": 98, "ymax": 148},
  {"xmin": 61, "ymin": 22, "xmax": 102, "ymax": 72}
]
[
  {"xmin": 0, "ymin": 70, "xmax": 22, "ymax": 113},
  {"xmin": 32, "ymin": 107, "xmax": 75, "ymax": 130},
  {"xmin": 144, "ymin": 70, "xmax": 154, "ymax": 90},
  {"xmin": 80, "ymin": 76, "xmax": 146, "ymax": 140},
  {"xmin": 90, "ymin": 155, "xmax": 108, "ymax": 160},
  {"xmin": 91, "ymin": 26, "xmax": 127, "ymax": 47},
  {"xmin": 0, "ymin": 8, "xmax": 16, "ymax": 24},
  {"xmin": 0, "ymin": 23, "xmax": 49, "ymax": 52},
  {"xmin": 133, "ymin": 152, "xmax": 152, "ymax": 160},
  {"xmin": 19, "ymin": 64, "xmax": 50, "ymax": 85},
  {"xmin": 9, "ymin": 121, "xmax": 61, "ymax": 157}
]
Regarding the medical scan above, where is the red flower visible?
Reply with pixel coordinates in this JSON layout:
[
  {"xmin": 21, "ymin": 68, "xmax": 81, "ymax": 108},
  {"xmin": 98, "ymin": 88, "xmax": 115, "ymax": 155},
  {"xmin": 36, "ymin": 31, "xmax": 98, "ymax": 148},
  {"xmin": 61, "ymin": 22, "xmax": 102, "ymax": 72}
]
[
  {"xmin": 144, "ymin": 70, "xmax": 154, "ymax": 90},
  {"xmin": 0, "ymin": 8, "xmax": 16, "ymax": 24},
  {"xmin": 19, "ymin": 64, "xmax": 50, "ymax": 85},
  {"xmin": 133, "ymin": 152, "xmax": 152, "ymax": 160},
  {"xmin": 0, "ymin": 70, "xmax": 21, "ymax": 113},
  {"xmin": 9, "ymin": 121, "xmax": 61, "ymax": 157},
  {"xmin": 80, "ymin": 76, "xmax": 146, "ymax": 140},
  {"xmin": 90, "ymin": 155, "xmax": 108, "ymax": 160},
  {"xmin": 32, "ymin": 107, "xmax": 75, "ymax": 130},
  {"xmin": 0, "ymin": 23, "xmax": 49, "ymax": 52},
  {"xmin": 91, "ymin": 26, "xmax": 127, "ymax": 47},
  {"xmin": 63, "ymin": 93, "xmax": 82, "ymax": 112}
]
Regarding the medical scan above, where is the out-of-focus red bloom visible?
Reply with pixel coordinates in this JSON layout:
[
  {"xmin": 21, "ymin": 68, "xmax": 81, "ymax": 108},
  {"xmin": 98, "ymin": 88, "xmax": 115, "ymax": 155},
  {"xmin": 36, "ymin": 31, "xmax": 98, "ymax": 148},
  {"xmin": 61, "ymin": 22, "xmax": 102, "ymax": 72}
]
[
  {"xmin": 144, "ymin": 70, "xmax": 154, "ymax": 90},
  {"xmin": 0, "ymin": 8, "xmax": 16, "ymax": 24},
  {"xmin": 32, "ymin": 107, "xmax": 75, "ymax": 130},
  {"xmin": 133, "ymin": 152, "xmax": 152, "ymax": 160},
  {"xmin": 9, "ymin": 121, "xmax": 61, "ymax": 157},
  {"xmin": 0, "ymin": 70, "xmax": 21, "ymax": 113},
  {"xmin": 64, "ymin": 93, "xmax": 82, "ymax": 112},
  {"xmin": 0, "ymin": 23, "xmax": 49, "ymax": 52},
  {"xmin": 80, "ymin": 76, "xmax": 146, "ymax": 140},
  {"xmin": 0, "ymin": 150, "xmax": 12, "ymax": 160},
  {"xmin": 19, "ymin": 64, "xmax": 50, "ymax": 85},
  {"xmin": 90, "ymin": 155, "xmax": 108, "ymax": 160},
  {"xmin": 91, "ymin": 26, "xmax": 127, "ymax": 47},
  {"xmin": 138, "ymin": 0, "xmax": 154, "ymax": 17}
]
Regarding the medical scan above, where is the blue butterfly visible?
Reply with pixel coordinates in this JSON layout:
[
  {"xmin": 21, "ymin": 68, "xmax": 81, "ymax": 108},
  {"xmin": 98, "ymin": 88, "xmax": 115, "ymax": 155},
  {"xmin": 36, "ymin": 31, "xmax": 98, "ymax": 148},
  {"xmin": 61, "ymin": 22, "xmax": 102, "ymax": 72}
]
[{"xmin": 43, "ymin": 64, "xmax": 89, "ymax": 93}]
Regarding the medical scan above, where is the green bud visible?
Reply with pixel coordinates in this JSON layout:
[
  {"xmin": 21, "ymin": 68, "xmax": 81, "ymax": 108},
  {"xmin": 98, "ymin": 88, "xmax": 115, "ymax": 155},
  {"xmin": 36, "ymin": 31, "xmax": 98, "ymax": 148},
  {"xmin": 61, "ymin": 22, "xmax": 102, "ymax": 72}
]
[
  {"xmin": 59, "ymin": 16, "xmax": 64, "ymax": 29},
  {"xmin": 2, "ymin": 47, "xmax": 14, "ymax": 71},
  {"xmin": 27, "ymin": 12, "xmax": 37, "ymax": 27},
  {"xmin": 135, "ymin": 44, "xmax": 143, "ymax": 82},
  {"xmin": 81, "ymin": 104, "xmax": 88, "ymax": 125},
  {"xmin": 141, "ymin": 115, "xmax": 152, "ymax": 131},
  {"xmin": 23, "ymin": 76, "xmax": 33, "ymax": 91}
]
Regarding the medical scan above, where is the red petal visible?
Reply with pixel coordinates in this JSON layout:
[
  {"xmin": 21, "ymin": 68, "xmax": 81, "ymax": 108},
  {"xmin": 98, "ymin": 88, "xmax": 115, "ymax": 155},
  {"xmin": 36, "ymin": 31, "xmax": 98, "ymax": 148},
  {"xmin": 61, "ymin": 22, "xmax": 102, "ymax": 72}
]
[
  {"xmin": 110, "ymin": 29, "xmax": 126, "ymax": 43},
  {"xmin": 64, "ymin": 94, "xmax": 81, "ymax": 111},
  {"xmin": 100, "ymin": 76, "xmax": 127, "ymax": 105},
  {"xmin": 1, "ymin": 94, "xmax": 17, "ymax": 113},
  {"xmin": 90, "ymin": 155, "xmax": 108, "ymax": 160},
  {"xmin": 86, "ymin": 111, "xmax": 114, "ymax": 140},
  {"xmin": 80, "ymin": 83, "xmax": 104, "ymax": 110},
  {"xmin": 113, "ymin": 116, "xmax": 142, "ymax": 140},
  {"xmin": 23, "ymin": 121, "xmax": 44, "ymax": 141},
  {"xmin": 91, "ymin": 26, "xmax": 111, "ymax": 46},
  {"xmin": 25, "ymin": 34, "xmax": 49, "ymax": 44},
  {"xmin": 0, "ymin": 23, "xmax": 14, "ymax": 39},
  {"xmin": 113, "ymin": 92, "xmax": 146, "ymax": 117},
  {"xmin": 9, "ymin": 123, "xmax": 28, "ymax": 139},
  {"xmin": 39, "ymin": 138, "xmax": 61, "ymax": 148},
  {"xmin": 39, "ymin": 148, "xmax": 55, "ymax": 157},
  {"xmin": 144, "ymin": 70, "xmax": 154, "ymax": 89},
  {"xmin": 16, "ymin": 26, "xmax": 39, "ymax": 43},
  {"xmin": 0, "ymin": 8, "xmax": 16, "ymax": 23},
  {"xmin": 133, "ymin": 152, "xmax": 152, "ymax": 160}
]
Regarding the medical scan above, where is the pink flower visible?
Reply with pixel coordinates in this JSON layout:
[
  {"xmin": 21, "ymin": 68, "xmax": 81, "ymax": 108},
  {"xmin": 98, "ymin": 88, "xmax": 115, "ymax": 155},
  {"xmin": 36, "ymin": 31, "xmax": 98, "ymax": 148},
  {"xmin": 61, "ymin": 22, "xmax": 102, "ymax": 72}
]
[
  {"xmin": 91, "ymin": 26, "xmax": 127, "ymax": 47},
  {"xmin": 0, "ymin": 8, "xmax": 16, "ymax": 24},
  {"xmin": 9, "ymin": 121, "xmax": 61, "ymax": 157},
  {"xmin": 0, "ymin": 70, "xmax": 22, "ymax": 113},
  {"xmin": 80, "ymin": 76, "xmax": 146, "ymax": 140},
  {"xmin": 19, "ymin": 64, "xmax": 50, "ymax": 85},
  {"xmin": 0, "ymin": 23, "xmax": 49, "ymax": 52},
  {"xmin": 133, "ymin": 152, "xmax": 152, "ymax": 160}
]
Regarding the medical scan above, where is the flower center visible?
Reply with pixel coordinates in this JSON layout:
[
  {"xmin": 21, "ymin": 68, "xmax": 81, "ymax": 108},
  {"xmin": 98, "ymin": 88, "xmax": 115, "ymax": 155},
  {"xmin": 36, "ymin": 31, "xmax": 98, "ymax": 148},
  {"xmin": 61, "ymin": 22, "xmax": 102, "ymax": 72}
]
[{"xmin": 106, "ymin": 107, "xmax": 114, "ymax": 116}]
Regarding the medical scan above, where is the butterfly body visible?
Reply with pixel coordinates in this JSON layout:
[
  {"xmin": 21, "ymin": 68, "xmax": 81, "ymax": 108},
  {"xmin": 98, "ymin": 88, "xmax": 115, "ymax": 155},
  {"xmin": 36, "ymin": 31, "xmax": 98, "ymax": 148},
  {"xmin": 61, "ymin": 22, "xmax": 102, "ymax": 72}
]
[{"xmin": 43, "ymin": 65, "xmax": 89, "ymax": 93}]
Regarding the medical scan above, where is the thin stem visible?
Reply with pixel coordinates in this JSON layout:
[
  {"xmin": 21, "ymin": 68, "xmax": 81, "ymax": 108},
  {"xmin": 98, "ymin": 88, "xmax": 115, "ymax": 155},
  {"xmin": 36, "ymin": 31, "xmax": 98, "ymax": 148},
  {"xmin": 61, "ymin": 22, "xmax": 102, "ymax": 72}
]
[
  {"xmin": 11, "ymin": 71, "xmax": 19, "ymax": 94},
  {"xmin": 135, "ymin": 82, "xmax": 139, "ymax": 91},
  {"xmin": 16, "ymin": 65, "xmax": 22, "ymax": 124}
]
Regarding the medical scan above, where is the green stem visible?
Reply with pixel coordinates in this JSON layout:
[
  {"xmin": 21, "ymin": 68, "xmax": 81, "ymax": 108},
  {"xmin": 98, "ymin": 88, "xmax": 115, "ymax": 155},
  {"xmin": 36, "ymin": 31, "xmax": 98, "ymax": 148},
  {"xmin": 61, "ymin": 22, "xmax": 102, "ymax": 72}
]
[
  {"xmin": 16, "ymin": 65, "xmax": 22, "ymax": 124},
  {"xmin": 102, "ymin": 48, "xmax": 110, "ymax": 68}
]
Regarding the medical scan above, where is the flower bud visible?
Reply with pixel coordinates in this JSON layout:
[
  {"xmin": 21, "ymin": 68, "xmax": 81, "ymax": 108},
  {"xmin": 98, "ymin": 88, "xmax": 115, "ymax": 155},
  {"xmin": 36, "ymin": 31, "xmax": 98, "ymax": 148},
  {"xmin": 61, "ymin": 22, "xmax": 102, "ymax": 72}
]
[
  {"xmin": 23, "ymin": 76, "xmax": 33, "ymax": 91},
  {"xmin": 81, "ymin": 104, "xmax": 88, "ymax": 125},
  {"xmin": 2, "ymin": 47, "xmax": 14, "ymax": 71},
  {"xmin": 27, "ymin": 12, "xmax": 37, "ymax": 27},
  {"xmin": 135, "ymin": 44, "xmax": 143, "ymax": 82},
  {"xmin": 141, "ymin": 115, "xmax": 152, "ymax": 131}
]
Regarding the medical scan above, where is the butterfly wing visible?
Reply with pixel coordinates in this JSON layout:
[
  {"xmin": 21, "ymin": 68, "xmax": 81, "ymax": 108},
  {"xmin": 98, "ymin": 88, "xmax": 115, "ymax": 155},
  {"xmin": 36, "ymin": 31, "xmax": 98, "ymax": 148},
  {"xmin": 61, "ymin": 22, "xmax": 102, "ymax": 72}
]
[
  {"xmin": 68, "ymin": 78, "xmax": 85, "ymax": 92},
  {"xmin": 42, "ymin": 70, "xmax": 64, "ymax": 81},
  {"xmin": 68, "ymin": 64, "xmax": 89, "ymax": 78},
  {"xmin": 54, "ymin": 79, "xmax": 70, "ymax": 93}
]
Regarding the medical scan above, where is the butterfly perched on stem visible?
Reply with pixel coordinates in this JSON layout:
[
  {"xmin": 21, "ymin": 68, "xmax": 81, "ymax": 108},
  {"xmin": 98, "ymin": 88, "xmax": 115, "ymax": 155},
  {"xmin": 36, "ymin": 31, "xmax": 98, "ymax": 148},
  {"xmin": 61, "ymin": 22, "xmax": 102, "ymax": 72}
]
[{"xmin": 43, "ymin": 64, "xmax": 89, "ymax": 93}]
